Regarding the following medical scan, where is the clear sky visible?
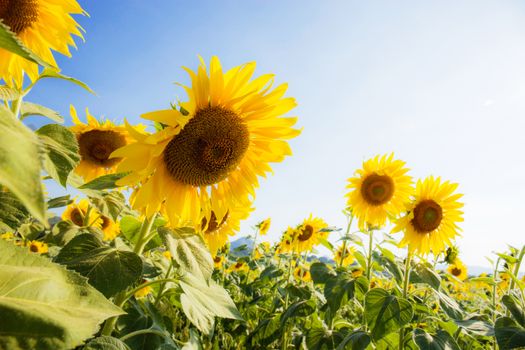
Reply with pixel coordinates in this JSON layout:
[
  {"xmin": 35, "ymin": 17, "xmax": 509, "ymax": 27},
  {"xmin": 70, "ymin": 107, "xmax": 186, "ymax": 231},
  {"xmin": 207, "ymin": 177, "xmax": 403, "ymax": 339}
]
[{"xmin": 30, "ymin": 0, "xmax": 525, "ymax": 267}]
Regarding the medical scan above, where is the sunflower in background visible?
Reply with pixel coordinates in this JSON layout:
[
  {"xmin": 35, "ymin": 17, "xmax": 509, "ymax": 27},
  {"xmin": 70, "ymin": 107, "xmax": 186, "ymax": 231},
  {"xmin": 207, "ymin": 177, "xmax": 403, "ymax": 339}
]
[
  {"xmin": 334, "ymin": 244, "xmax": 357, "ymax": 267},
  {"xmin": 113, "ymin": 56, "xmax": 300, "ymax": 226},
  {"xmin": 293, "ymin": 215, "xmax": 329, "ymax": 253},
  {"xmin": 257, "ymin": 218, "xmax": 271, "ymax": 236},
  {"xmin": 227, "ymin": 259, "xmax": 249, "ymax": 274},
  {"xmin": 0, "ymin": 0, "xmax": 85, "ymax": 86},
  {"xmin": 293, "ymin": 264, "xmax": 311, "ymax": 282},
  {"xmin": 27, "ymin": 240, "xmax": 48, "ymax": 254},
  {"xmin": 393, "ymin": 176, "xmax": 463, "ymax": 256},
  {"xmin": 99, "ymin": 215, "xmax": 120, "ymax": 241},
  {"xmin": 62, "ymin": 199, "xmax": 101, "ymax": 227},
  {"xmin": 70, "ymin": 106, "xmax": 138, "ymax": 182},
  {"xmin": 447, "ymin": 258, "xmax": 468, "ymax": 281},
  {"xmin": 346, "ymin": 154, "xmax": 413, "ymax": 231},
  {"xmin": 275, "ymin": 227, "xmax": 296, "ymax": 255},
  {"xmin": 213, "ymin": 255, "xmax": 224, "ymax": 269}
]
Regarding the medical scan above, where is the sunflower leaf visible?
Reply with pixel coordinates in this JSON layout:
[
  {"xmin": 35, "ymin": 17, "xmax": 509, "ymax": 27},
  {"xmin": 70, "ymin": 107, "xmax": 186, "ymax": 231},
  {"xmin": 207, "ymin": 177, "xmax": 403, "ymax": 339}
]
[
  {"xmin": 79, "ymin": 172, "xmax": 129, "ymax": 190},
  {"xmin": 158, "ymin": 226, "xmax": 214, "ymax": 281},
  {"xmin": 37, "ymin": 68, "xmax": 96, "ymax": 95},
  {"xmin": 0, "ymin": 239, "xmax": 123, "ymax": 350},
  {"xmin": 0, "ymin": 106, "xmax": 46, "ymax": 225},
  {"xmin": 0, "ymin": 190, "xmax": 30, "ymax": 230},
  {"xmin": 0, "ymin": 20, "xmax": 53, "ymax": 68},
  {"xmin": 21, "ymin": 102, "xmax": 64, "ymax": 123},
  {"xmin": 36, "ymin": 124, "xmax": 80, "ymax": 187},
  {"xmin": 55, "ymin": 234, "xmax": 143, "ymax": 298}
]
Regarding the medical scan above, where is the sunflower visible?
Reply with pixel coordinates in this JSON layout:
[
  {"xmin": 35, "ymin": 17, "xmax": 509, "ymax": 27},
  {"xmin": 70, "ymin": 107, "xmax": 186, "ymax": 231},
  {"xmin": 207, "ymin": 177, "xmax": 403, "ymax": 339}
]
[
  {"xmin": 27, "ymin": 240, "xmax": 48, "ymax": 253},
  {"xmin": 70, "ymin": 106, "xmax": 139, "ymax": 182},
  {"xmin": 213, "ymin": 255, "xmax": 224, "ymax": 269},
  {"xmin": 293, "ymin": 215, "xmax": 329, "ymax": 253},
  {"xmin": 346, "ymin": 153, "xmax": 413, "ymax": 231},
  {"xmin": 447, "ymin": 258, "xmax": 468, "ymax": 281},
  {"xmin": 393, "ymin": 176, "xmax": 463, "ymax": 256},
  {"xmin": 99, "ymin": 215, "xmax": 120, "ymax": 241},
  {"xmin": 257, "ymin": 218, "xmax": 271, "ymax": 236},
  {"xmin": 0, "ymin": 0, "xmax": 85, "ymax": 86},
  {"xmin": 189, "ymin": 203, "xmax": 252, "ymax": 255},
  {"xmin": 61, "ymin": 199, "xmax": 101, "ymax": 227},
  {"xmin": 227, "ymin": 259, "xmax": 249, "ymax": 274},
  {"xmin": 113, "ymin": 56, "xmax": 300, "ymax": 225},
  {"xmin": 275, "ymin": 228, "xmax": 296, "ymax": 255},
  {"xmin": 335, "ymin": 244, "xmax": 357, "ymax": 267},
  {"xmin": 134, "ymin": 280, "xmax": 152, "ymax": 298},
  {"xmin": 0, "ymin": 232, "xmax": 14, "ymax": 240},
  {"xmin": 293, "ymin": 265, "xmax": 311, "ymax": 282}
]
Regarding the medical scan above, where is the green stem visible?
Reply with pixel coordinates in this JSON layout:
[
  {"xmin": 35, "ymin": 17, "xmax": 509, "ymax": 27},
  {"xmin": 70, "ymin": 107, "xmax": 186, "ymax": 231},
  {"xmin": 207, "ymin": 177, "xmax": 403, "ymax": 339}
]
[
  {"xmin": 339, "ymin": 215, "xmax": 354, "ymax": 267},
  {"xmin": 366, "ymin": 229, "xmax": 374, "ymax": 281},
  {"xmin": 281, "ymin": 254, "xmax": 295, "ymax": 350},
  {"xmin": 119, "ymin": 329, "xmax": 170, "ymax": 342},
  {"xmin": 134, "ymin": 214, "xmax": 157, "ymax": 255},
  {"xmin": 492, "ymin": 257, "xmax": 501, "ymax": 350},
  {"xmin": 155, "ymin": 263, "xmax": 173, "ymax": 307},
  {"xmin": 250, "ymin": 228, "xmax": 260, "ymax": 260},
  {"xmin": 11, "ymin": 95, "xmax": 23, "ymax": 119},
  {"xmin": 509, "ymin": 246, "xmax": 525, "ymax": 294},
  {"xmin": 399, "ymin": 252, "xmax": 412, "ymax": 350}
]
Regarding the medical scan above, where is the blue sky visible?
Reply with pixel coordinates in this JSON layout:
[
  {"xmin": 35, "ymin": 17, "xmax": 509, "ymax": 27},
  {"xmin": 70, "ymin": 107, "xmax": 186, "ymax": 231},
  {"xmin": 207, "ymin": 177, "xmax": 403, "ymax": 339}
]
[{"xmin": 29, "ymin": 1, "xmax": 525, "ymax": 266}]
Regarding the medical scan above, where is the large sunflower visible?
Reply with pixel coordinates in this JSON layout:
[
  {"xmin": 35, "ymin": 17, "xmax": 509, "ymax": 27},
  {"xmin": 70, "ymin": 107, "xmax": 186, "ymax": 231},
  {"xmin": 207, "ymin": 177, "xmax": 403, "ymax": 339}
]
[
  {"xmin": 392, "ymin": 176, "xmax": 463, "ymax": 255},
  {"xmin": 292, "ymin": 215, "xmax": 329, "ymax": 253},
  {"xmin": 113, "ymin": 56, "xmax": 300, "ymax": 225},
  {"xmin": 346, "ymin": 153, "xmax": 413, "ymax": 231},
  {"xmin": 0, "ymin": 0, "xmax": 85, "ymax": 86},
  {"xmin": 70, "ymin": 106, "xmax": 136, "ymax": 182}
]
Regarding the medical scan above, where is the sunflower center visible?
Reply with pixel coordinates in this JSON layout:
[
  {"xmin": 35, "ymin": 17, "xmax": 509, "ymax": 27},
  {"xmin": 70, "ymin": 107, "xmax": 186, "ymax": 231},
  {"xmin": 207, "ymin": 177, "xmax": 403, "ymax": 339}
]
[
  {"xmin": 70, "ymin": 208, "xmax": 84, "ymax": 226},
  {"xmin": 101, "ymin": 216, "xmax": 111, "ymax": 229},
  {"xmin": 411, "ymin": 200, "xmax": 443, "ymax": 233},
  {"xmin": 29, "ymin": 243, "xmax": 39, "ymax": 252},
  {"xmin": 297, "ymin": 225, "xmax": 314, "ymax": 241},
  {"xmin": 451, "ymin": 267, "xmax": 462, "ymax": 277},
  {"xmin": 78, "ymin": 130, "xmax": 127, "ymax": 167},
  {"xmin": 214, "ymin": 256, "xmax": 222, "ymax": 263},
  {"xmin": 361, "ymin": 173, "xmax": 395, "ymax": 206},
  {"xmin": 163, "ymin": 106, "xmax": 250, "ymax": 186},
  {"xmin": 201, "ymin": 211, "xmax": 229, "ymax": 234},
  {"xmin": 235, "ymin": 262, "xmax": 243, "ymax": 268},
  {"xmin": 0, "ymin": 0, "xmax": 38, "ymax": 34}
]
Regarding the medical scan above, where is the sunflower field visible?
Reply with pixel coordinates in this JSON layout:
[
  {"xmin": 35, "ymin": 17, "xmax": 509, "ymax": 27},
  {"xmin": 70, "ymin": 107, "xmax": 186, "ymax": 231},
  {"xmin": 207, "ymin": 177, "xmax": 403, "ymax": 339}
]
[{"xmin": 1, "ymin": 2, "xmax": 525, "ymax": 350}]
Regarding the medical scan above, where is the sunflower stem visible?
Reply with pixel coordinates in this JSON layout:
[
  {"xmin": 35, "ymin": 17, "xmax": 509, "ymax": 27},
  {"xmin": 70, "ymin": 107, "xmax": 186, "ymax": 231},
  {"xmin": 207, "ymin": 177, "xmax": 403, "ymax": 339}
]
[
  {"xmin": 339, "ymin": 214, "xmax": 354, "ymax": 267},
  {"xmin": 399, "ymin": 251, "xmax": 412, "ymax": 350},
  {"xmin": 492, "ymin": 257, "xmax": 501, "ymax": 350},
  {"xmin": 11, "ymin": 96, "xmax": 23, "ymax": 119},
  {"xmin": 281, "ymin": 253, "xmax": 295, "ymax": 350},
  {"xmin": 366, "ymin": 228, "xmax": 374, "ymax": 281},
  {"xmin": 250, "ymin": 227, "xmax": 260, "ymax": 260},
  {"xmin": 134, "ymin": 214, "xmax": 157, "ymax": 255}
]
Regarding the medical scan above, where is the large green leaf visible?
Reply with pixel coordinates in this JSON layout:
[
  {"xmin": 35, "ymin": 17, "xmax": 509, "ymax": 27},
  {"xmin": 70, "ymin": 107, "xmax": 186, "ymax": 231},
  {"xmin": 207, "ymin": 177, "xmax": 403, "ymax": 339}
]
[
  {"xmin": 0, "ymin": 20, "xmax": 52, "ymax": 67},
  {"xmin": 0, "ymin": 240, "xmax": 123, "ymax": 350},
  {"xmin": 502, "ymin": 295, "xmax": 525, "ymax": 327},
  {"xmin": 179, "ymin": 274, "xmax": 243, "ymax": 335},
  {"xmin": 182, "ymin": 329, "xmax": 203, "ymax": 350},
  {"xmin": 0, "ymin": 106, "xmax": 46, "ymax": 224},
  {"xmin": 36, "ymin": 124, "xmax": 80, "ymax": 187},
  {"xmin": 310, "ymin": 261, "xmax": 336, "ymax": 284},
  {"xmin": 336, "ymin": 331, "xmax": 371, "ymax": 350},
  {"xmin": 55, "ymin": 234, "xmax": 143, "ymax": 297},
  {"xmin": 158, "ymin": 226, "xmax": 213, "ymax": 281},
  {"xmin": 364, "ymin": 288, "xmax": 413, "ymax": 341},
  {"xmin": 324, "ymin": 273, "xmax": 368, "ymax": 312},
  {"xmin": 495, "ymin": 317, "xmax": 525, "ymax": 350},
  {"xmin": 410, "ymin": 262, "xmax": 442, "ymax": 291},
  {"xmin": 412, "ymin": 329, "xmax": 461, "ymax": 350},
  {"xmin": 280, "ymin": 299, "xmax": 317, "ymax": 326},
  {"xmin": 21, "ymin": 102, "xmax": 64, "ymax": 123},
  {"xmin": 0, "ymin": 190, "xmax": 29, "ymax": 230}
]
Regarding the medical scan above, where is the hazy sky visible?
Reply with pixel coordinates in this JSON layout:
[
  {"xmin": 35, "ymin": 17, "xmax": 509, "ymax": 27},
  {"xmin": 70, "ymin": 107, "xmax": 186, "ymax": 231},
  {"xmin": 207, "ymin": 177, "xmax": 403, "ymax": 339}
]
[{"xmin": 30, "ymin": 1, "xmax": 525, "ymax": 266}]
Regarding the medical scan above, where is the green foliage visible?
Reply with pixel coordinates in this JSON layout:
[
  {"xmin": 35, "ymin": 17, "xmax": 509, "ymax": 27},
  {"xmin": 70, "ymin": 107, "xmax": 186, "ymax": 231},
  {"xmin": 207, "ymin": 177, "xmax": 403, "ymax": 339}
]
[
  {"xmin": 84, "ymin": 336, "xmax": 131, "ymax": 350},
  {"xmin": 36, "ymin": 68, "xmax": 96, "ymax": 94},
  {"xmin": 0, "ymin": 240, "xmax": 123, "ymax": 350},
  {"xmin": 364, "ymin": 288, "xmax": 414, "ymax": 341},
  {"xmin": 495, "ymin": 317, "xmax": 525, "ymax": 350},
  {"xmin": 412, "ymin": 329, "xmax": 460, "ymax": 350},
  {"xmin": 21, "ymin": 102, "xmax": 64, "ymax": 123},
  {"xmin": 55, "ymin": 234, "xmax": 143, "ymax": 297},
  {"xmin": 0, "ymin": 190, "xmax": 29, "ymax": 230},
  {"xmin": 80, "ymin": 173, "xmax": 129, "ymax": 190},
  {"xmin": 36, "ymin": 124, "xmax": 80, "ymax": 187},
  {"xmin": 0, "ymin": 106, "xmax": 46, "ymax": 224},
  {"xmin": 159, "ymin": 226, "xmax": 214, "ymax": 281}
]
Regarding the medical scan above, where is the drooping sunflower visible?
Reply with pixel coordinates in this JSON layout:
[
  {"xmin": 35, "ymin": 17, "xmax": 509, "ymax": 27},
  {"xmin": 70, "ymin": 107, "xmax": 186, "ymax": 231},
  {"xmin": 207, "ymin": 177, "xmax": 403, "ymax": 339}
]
[
  {"xmin": 0, "ymin": 0, "xmax": 85, "ymax": 86},
  {"xmin": 293, "ymin": 215, "xmax": 329, "ymax": 253},
  {"xmin": 393, "ymin": 176, "xmax": 463, "ymax": 256},
  {"xmin": 70, "ymin": 106, "xmax": 138, "ymax": 182},
  {"xmin": 113, "ymin": 56, "xmax": 300, "ymax": 225},
  {"xmin": 447, "ymin": 258, "xmax": 468, "ymax": 281},
  {"xmin": 257, "ymin": 218, "xmax": 271, "ymax": 236},
  {"xmin": 61, "ymin": 199, "xmax": 101, "ymax": 227},
  {"xmin": 334, "ymin": 244, "xmax": 357, "ymax": 267},
  {"xmin": 276, "ymin": 227, "xmax": 296, "ymax": 255},
  {"xmin": 346, "ymin": 153, "xmax": 413, "ymax": 230}
]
